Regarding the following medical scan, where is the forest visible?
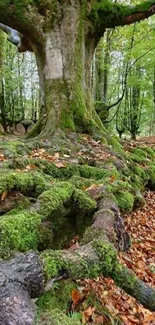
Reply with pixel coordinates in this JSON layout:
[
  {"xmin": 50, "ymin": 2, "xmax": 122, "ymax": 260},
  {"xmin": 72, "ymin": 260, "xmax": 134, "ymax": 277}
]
[{"xmin": 0, "ymin": 1, "xmax": 155, "ymax": 324}]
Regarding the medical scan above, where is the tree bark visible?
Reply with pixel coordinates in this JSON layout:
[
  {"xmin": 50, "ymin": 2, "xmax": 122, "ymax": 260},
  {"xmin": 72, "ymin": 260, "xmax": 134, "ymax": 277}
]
[
  {"xmin": 27, "ymin": 2, "xmax": 105, "ymax": 139},
  {"xmin": 0, "ymin": 251, "xmax": 44, "ymax": 325}
]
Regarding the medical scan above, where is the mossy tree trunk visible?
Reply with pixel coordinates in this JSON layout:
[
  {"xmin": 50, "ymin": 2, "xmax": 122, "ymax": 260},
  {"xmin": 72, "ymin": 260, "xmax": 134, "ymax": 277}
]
[
  {"xmin": 0, "ymin": 1, "xmax": 155, "ymax": 139},
  {"xmin": 30, "ymin": 3, "xmax": 104, "ymax": 138}
]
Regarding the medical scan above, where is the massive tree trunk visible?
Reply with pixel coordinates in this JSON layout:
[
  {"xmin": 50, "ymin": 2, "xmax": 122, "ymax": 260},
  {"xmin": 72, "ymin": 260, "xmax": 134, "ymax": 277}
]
[
  {"xmin": 1, "ymin": 0, "xmax": 154, "ymax": 139},
  {"xmin": 28, "ymin": 2, "xmax": 104, "ymax": 139}
]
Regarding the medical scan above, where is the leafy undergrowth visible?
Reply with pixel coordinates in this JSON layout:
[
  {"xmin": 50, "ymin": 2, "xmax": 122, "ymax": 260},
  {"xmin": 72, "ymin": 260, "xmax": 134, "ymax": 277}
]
[{"xmin": 68, "ymin": 191, "xmax": 155, "ymax": 325}]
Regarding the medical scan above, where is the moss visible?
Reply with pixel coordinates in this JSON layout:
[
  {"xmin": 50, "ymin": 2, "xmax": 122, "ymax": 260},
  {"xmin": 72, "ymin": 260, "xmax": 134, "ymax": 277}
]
[
  {"xmin": 44, "ymin": 162, "xmax": 80, "ymax": 179},
  {"xmin": 38, "ymin": 181, "xmax": 75, "ymax": 219},
  {"xmin": 143, "ymin": 146, "xmax": 155, "ymax": 158},
  {"xmin": 69, "ymin": 175, "xmax": 96, "ymax": 189},
  {"xmin": 0, "ymin": 140, "xmax": 30, "ymax": 158},
  {"xmin": 0, "ymin": 170, "xmax": 46, "ymax": 196},
  {"xmin": 107, "ymin": 136, "xmax": 124, "ymax": 154},
  {"xmin": 38, "ymin": 222, "xmax": 53, "ymax": 251},
  {"xmin": 0, "ymin": 210, "xmax": 42, "ymax": 259},
  {"xmin": 79, "ymin": 164, "xmax": 120, "ymax": 179},
  {"xmin": 73, "ymin": 189, "xmax": 96, "ymax": 211},
  {"xmin": 134, "ymin": 190, "xmax": 145, "ymax": 208},
  {"xmin": 114, "ymin": 265, "xmax": 137, "ymax": 293},
  {"xmin": 130, "ymin": 148, "xmax": 148, "ymax": 163},
  {"xmin": 89, "ymin": 0, "xmax": 153, "ymax": 28},
  {"xmin": 107, "ymin": 179, "xmax": 132, "ymax": 193},
  {"xmin": 36, "ymin": 308, "xmax": 81, "ymax": 325},
  {"xmin": 93, "ymin": 240, "xmax": 119, "ymax": 276},
  {"xmin": 145, "ymin": 165, "xmax": 155, "ymax": 189},
  {"xmin": 130, "ymin": 164, "xmax": 147, "ymax": 183},
  {"xmin": 36, "ymin": 280, "xmax": 76, "ymax": 312},
  {"xmin": 114, "ymin": 190, "xmax": 134, "ymax": 212},
  {"xmin": 40, "ymin": 248, "xmax": 101, "ymax": 280},
  {"xmin": 82, "ymin": 227, "xmax": 105, "ymax": 245},
  {"xmin": 40, "ymin": 250, "xmax": 65, "ymax": 280},
  {"xmin": 94, "ymin": 240, "xmax": 137, "ymax": 291}
]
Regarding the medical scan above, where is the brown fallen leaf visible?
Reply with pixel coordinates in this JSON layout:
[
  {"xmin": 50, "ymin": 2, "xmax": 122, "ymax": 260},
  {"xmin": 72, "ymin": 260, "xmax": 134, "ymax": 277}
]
[
  {"xmin": 1, "ymin": 191, "xmax": 8, "ymax": 201},
  {"xmin": 71, "ymin": 289, "xmax": 83, "ymax": 309}
]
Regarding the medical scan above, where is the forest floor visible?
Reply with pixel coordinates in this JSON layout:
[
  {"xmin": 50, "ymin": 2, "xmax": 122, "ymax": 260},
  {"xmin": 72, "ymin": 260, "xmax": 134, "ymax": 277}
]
[{"xmin": 0, "ymin": 133, "xmax": 155, "ymax": 325}]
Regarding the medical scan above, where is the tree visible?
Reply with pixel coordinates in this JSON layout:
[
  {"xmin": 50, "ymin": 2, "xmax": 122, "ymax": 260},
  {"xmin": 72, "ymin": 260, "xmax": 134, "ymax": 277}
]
[{"xmin": 0, "ymin": 1, "xmax": 155, "ymax": 139}]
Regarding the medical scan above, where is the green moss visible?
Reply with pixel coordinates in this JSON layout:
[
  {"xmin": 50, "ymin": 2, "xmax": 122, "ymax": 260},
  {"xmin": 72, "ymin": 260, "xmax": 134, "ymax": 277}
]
[
  {"xmin": 36, "ymin": 308, "xmax": 81, "ymax": 325},
  {"xmin": 0, "ymin": 170, "xmax": 46, "ymax": 196},
  {"xmin": 89, "ymin": 0, "xmax": 153, "ymax": 28},
  {"xmin": 38, "ymin": 182, "xmax": 75, "ymax": 219},
  {"xmin": 107, "ymin": 136, "xmax": 124, "ymax": 154},
  {"xmin": 143, "ymin": 147, "xmax": 155, "ymax": 158},
  {"xmin": 79, "ymin": 164, "xmax": 119, "ymax": 179},
  {"xmin": 94, "ymin": 240, "xmax": 119, "ymax": 276},
  {"xmin": 73, "ymin": 189, "xmax": 96, "ymax": 211},
  {"xmin": 0, "ymin": 210, "xmax": 42, "ymax": 259},
  {"xmin": 44, "ymin": 162, "xmax": 80, "ymax": 179},
  {"xmin": 40, "ymin": 248, "xmax": 101, "ymax": 280},
  {"xmin": 40, "ymin": 250, "xmax": 65, "ymax": 280},
  {"xmin": 145, "ymin": 165, "xmax": 155, "ymax": 189},
  {"xmin": 114, "ymin": 265, "xmax": 137, "ymax": 293},
  {"xmin": 130, "ymin": 164, "xmax": 147, "ymax": 182},
  {"xmin": 115, "ymin": 190, "xmax": 134, "ymax": 212},
  {"xmin": 38, "ymin": 222, "xmax": 53, "ymax": 251},
  {"xmin": 0, "ymin": 140, "xmax": 30, "ymax": 158},
  {"xmin": 37, "ymin": 280, "xmax": 76, "ymax": 311},
  {"xmin": 69, "ymin": 175, "xmax": 95, "ymax": 189},
  {"xmin": 82, "ymin": 227, "xmax": 105, "ymax": 245},
  {"xmin": 130, "ymin": 148, "xmax": 148, "ymax": 163}
]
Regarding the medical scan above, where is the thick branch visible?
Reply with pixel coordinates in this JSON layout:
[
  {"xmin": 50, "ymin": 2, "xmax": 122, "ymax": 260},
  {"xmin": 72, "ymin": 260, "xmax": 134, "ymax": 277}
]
[
  {"xmin": 89, "ymin": 1, "xmax": 155, "ymax": 32},
  {"xmin": 0, "ymin": 2, "xmax": 44, "ymax": 50},
  {"xmin": 0, "ymin": 23, "xmax": 20, "ymax": 46}
]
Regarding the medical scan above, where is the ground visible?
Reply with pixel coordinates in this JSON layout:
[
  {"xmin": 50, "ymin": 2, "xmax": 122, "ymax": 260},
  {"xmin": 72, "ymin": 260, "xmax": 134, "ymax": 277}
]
[{"xmin": 0, "ymin": 132, "xmax": 155, "ymax": 324}]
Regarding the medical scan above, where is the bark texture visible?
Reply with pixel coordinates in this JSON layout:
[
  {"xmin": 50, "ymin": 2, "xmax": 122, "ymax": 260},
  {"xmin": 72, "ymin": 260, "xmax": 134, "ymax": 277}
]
[{"xmin": 0, "ymin": 252, "xmax": 44, "ymax": 325}]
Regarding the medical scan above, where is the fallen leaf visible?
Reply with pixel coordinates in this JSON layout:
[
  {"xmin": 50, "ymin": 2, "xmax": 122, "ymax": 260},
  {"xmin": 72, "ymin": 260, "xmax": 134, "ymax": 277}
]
[
  {"xmin": 55, "ymin": 162, "xmax": 66, "ymax": 168},
  {"xmin": 71, "ymin": 289, "xmax": 83, "ymax": 305},
  {"xmin": 1, "ymin": 191, "xmax": 8, "ymax": 201}
]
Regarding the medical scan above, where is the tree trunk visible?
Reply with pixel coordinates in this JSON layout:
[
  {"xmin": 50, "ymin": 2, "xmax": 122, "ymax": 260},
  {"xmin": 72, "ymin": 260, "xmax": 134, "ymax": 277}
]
[{"xmin": 27, "ymin": 3, "xmax": 104, "ymax": 139}]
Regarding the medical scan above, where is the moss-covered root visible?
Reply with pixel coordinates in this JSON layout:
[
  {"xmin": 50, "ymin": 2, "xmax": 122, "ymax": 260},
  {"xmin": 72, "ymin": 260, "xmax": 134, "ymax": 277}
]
[
  {"xmin": 37, "ymin": 182, "xmax": 96, "ymax": 220},
  {"xmin": 0, "ymin": 170, "xmax": 46, "ymax": 197},
  {"xmin": 116, "ymin": 266, "xmax": 155, "ymax": 312},
  {"xmin": 40, "ymin": 238, "xmax": 155, "ymax": 311},
  {"xmin": 0, "ymin": 210, "xmax": 42, "ymax": 259},
  {"xmin": 82, "ymin": 191, "xmax": 130, "ymax": 251}
]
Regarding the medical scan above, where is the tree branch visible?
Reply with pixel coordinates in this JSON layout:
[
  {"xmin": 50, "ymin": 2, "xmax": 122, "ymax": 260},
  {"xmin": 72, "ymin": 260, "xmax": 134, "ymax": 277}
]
[
  {"xmin": 0, "ymin": 2, "xmax": 44, "ymax": 49},
  {"xmin": 89, "ymin": 1, "xmax": 155, "ymax": 31}
]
